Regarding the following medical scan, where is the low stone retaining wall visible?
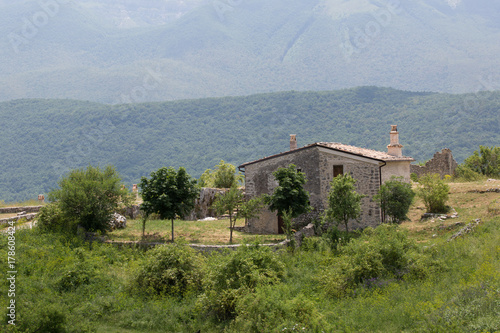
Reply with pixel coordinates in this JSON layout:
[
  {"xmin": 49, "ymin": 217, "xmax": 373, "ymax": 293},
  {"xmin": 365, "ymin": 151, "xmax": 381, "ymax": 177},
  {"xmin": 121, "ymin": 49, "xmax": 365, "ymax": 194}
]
[
  {"xmin": 0, "ymin": 206, "xmax": 42, "ymax": 214},
  {"xmin": 0, "ymin": 213, "xmax": 38, "ymax": 225},
  {"xmin": 104, "ymin": 240, "xmax": 287, "ymax": 252}
]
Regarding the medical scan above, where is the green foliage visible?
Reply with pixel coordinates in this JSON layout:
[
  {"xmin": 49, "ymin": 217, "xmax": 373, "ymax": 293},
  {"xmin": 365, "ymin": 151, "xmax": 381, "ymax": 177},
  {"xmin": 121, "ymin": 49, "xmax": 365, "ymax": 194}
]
[
  {"xmin": 462, "ymin": 146, "xmax": 500, "ymax": 177},
  {"xmin": 267, "ymin": 164, "xmax": 311, "ymax": 218},
  {"xmin": 374, "ymin": 177, "xmax": 415, "ymax": 224},
  {"xmin": 281, "ymin": 209, "xmax": 296, "ymax": 249},
  {"xmin": 454, "ymin": 164, "xmax": 485, "ymax": 181},
  {"xmin": 198, "ymin": 245, "xmax": 285, "ymax": 320},
  {"xmin": 140, "ymin": 166, "xmax": 199, "ymax": 241},
  {"xmin": 2, "ymin": 90, "xmax": 500, "ymax": 203},
  {"xmin": 133, "ymin": 244, "xmax": 205, "ymax": 297},
  {"xmin": 456, "ymin": 145, "xmax": 500, "ymax": 181},
  {"xmin": 232, "ymin": 285, "xmax": 328, "ymax": 332},
  {"xmin": 37, "ymin": 202, "xmax": 66, "ymax": 234},
  {"xmin": 212, "ymin": 186, "xmax": 265, "ymax": 243},
  {"xmin": 324, "ymin": 174, "xmax": 365, "ymax": 232},
  {"xmin": 321, "ymin": 224, "xmax": 443, "ymax": 298},
  {"xmin": 410, "ymin": 173, "xmax": 419, "ymax": 182},
  {"xmin": 417, "ymin": 173, "xmax": 450, "ymax": 213},
  {"xmin": 199, "ymin": 160, "xmax": 244, "ymax": 188},
  {"xmin": 48, "ymin": 165, "xmax": 129, "ymax": 234}
]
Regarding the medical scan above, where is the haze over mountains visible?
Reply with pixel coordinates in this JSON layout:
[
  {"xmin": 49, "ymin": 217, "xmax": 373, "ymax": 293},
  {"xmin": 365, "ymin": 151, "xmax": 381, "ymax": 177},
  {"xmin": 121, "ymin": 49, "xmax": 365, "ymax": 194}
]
[{"xmin": 1, "ymin": 0, "xmax": 500, "ymax": 103}]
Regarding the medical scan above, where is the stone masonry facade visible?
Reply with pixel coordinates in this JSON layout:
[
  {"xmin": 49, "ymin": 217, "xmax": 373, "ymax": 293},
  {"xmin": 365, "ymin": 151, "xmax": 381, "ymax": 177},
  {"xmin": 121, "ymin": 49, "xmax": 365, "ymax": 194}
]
[
  {"xmin": 243, "ymin": 146, "xmax": 382, "ymax": 234},
  {"xmin": 410, "ymin": 148, "xmax": 458, "ymax": 179}
]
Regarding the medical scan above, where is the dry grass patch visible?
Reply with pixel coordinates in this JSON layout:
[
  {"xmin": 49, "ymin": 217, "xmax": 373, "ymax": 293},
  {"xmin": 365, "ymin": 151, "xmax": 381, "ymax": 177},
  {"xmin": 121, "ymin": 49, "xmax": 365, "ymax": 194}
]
[{"xmin": 108, "ymin": 217, "xmax": 286, "ymax": 245}]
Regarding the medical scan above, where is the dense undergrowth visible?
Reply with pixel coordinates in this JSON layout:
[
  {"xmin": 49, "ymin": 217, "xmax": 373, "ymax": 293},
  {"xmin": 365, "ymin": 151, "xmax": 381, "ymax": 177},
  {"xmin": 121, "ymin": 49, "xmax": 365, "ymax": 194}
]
[{"xmin": 1, "ymin": 214, "xmax": 499, "ymax": 333}]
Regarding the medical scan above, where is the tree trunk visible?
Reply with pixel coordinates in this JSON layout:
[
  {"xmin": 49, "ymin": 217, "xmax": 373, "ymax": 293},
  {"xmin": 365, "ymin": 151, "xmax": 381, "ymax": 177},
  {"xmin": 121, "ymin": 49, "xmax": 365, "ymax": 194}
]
[
  {"xmin": 229, "ymin": 214, "xmax": 233, "ymax": 244},
  {"xmin": 171, "ymin": 218, "xmax": 174, "ymax": 242}
]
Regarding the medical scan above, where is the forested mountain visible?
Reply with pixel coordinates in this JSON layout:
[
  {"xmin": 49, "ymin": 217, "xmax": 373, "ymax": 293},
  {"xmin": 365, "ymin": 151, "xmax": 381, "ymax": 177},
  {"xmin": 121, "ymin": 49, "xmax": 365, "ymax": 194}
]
[
  {"xmin": 1, "ymin": 0, "xmax": 500, "ymax": 103},
  {"xmin": 1, "ymin": 87, "xmax": 499, "ymax": 202}
]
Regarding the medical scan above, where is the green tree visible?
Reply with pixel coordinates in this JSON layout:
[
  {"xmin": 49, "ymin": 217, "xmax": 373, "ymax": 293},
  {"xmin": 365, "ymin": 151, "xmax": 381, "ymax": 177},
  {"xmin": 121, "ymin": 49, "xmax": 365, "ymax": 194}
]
[
  {"xmin": 48, "ymin": 165, "xmax": 129, "ymax": 234},
  {"xmin": 324, "ymin": 174, "xmax": 365, "ymax": 233},
  {"xmin": 460, "ymin": 145, "xmax": 500, "ymax": 178},
  {"xmin": 374, "ymin": 177, "xmax": 415, "ymax": 224},
  {"xmin": 198, "ymin": 160, "xmax": 244, "ymax": 188},
  {"xmin": 140, "ymin": 167, "xmax": 199, "ymax": 242},
  {"xmin": 417, "ymin": 173, "xmax": 450, "ymax": 213},
  {"xmin": 267, "ymin": 164, "xmax": 311, "ymax": 223},
  {"xmin": 212, "ymin": 185, "xmax": 265, "ymax": 243}
]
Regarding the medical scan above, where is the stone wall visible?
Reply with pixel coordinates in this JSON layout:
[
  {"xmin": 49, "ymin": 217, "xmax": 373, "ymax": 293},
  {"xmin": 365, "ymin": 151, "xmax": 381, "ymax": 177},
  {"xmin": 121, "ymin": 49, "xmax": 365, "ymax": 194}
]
[
  {"xmin": 0, "ymin": 206, "xmax": 42, "ymax": 214},
  {"xmin": 410, "ymin": 148, "xmax": 458, "ymax": 178},
  {"xmin": 244, "ymin": 146, "xmax": 382, "ymax": 234},
  {"xmin": 318, "ymin": 148, "xmax": 381, "ymax": 230},
  {"xmin": 184, "ymin": 187, "xmax": 226, "ymax": 221}
]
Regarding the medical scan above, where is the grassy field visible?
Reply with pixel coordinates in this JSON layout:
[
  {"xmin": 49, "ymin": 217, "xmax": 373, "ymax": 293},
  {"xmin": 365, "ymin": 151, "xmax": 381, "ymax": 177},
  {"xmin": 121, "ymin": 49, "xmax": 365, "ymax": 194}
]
[{"xmin": 107, "ymin": 218, "xmax": 287, "ymax": 245}]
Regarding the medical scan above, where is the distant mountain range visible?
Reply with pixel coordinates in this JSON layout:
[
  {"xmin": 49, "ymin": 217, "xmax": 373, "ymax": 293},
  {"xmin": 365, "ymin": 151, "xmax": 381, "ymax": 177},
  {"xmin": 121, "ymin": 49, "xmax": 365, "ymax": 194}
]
[
  {"xmin": 1, "ymin": 87, "xmax": 499, "ymax": 202},
  {"xmin": 1, "ymin": 0, "xmax": 500, "ymax": 103}
]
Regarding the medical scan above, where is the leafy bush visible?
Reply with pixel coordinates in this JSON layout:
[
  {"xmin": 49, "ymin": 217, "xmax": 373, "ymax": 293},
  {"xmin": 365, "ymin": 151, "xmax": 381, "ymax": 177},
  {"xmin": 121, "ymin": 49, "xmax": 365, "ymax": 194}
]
[
  {"xmin": 231, "ymin": 285, "xmax": 328, "ymax": 332},
  {"xmin": 324, "ymin": 174, "xmax": 365, "ymax": 232},
  {"xmin": 321, "ymin": 224, "xmax": 443, "ymax": 298},
  {"xmin": 410, "ymin": 173, "xmax": 419, "ymax": 182},
  {"xmin": 49, "ymin": 165, "xmax": 130, "ymax": 234},
  {"xmin": 454, "ymin": 164, "xmax": 485, "ymax": 181},
  {"xmin": 417, "ymin": 173, "xmax": 450, "ymax": 213},
  {"xmin": 37, "ymin": 202, "xmax": 66, "ymax": 233},
  {"xmin": 374, "ymin": 176, "xmax": 415, "ymax": 224},
  {"xmin": 461, "ymin": 145, "xmax": 500, "ymax": 178},
  {"xmin": 56, "ymin": 262, "xmax": 95, "ymax": 292},
  {"xmin": 133, "ymin": 244, "xmax": 205, "ymax": 297},
  {"xmin": 198, "ymin": 245, "xmax": 285, "ymax": 320}
]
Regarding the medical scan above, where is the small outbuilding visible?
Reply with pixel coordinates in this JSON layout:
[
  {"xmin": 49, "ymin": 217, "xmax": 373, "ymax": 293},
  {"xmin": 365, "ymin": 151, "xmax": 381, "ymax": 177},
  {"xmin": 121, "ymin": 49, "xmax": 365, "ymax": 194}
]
[{"xmin": 238, "ymin": 125, "xmax": 414, "ymax": 234}]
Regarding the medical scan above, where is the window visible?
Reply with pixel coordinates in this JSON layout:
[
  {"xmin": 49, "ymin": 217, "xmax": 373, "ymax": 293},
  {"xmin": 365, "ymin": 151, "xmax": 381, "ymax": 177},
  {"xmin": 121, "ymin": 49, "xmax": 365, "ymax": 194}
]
[{"xmin": 333, "ymin": 165, "xmax": 344, "ymax": 178}]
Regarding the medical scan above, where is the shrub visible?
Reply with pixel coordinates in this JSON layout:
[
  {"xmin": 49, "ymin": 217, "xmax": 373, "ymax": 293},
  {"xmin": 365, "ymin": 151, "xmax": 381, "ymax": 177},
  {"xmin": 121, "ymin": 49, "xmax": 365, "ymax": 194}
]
[
  {"xmin": 133, "ymin": 244, "xmax": 205, "ymax": 297},
  {"xmin": 37, "ymin": 202, "xmax": 66, "ymax": 233},
  {"xmin": 410, "ymin": 173, "xmax": 418, "ymax": 182},
  {"xmin": 374, "ymin": 176, "xmax": 415, "ymax": 224},
  {"xmin": 417, "ymin": 173, "xmax": 450, "ymax": 213},
  {"xmin": 454, "ymin": 164, "xmax": 485, "ymax": 181},
  {"xmin": 321, "ymin": 224, "xmax": 443, "ymax": 298},
  {"xmin": 198, "ymin": 245, "xmax": 285, "ymax": 320},
  {"xmin": 324, "ymin": 174, "xmax": 365, "ymax": 232},
  {"xmin": 232, "ymin": 285, "xmax": 328, "ymax": 332},
  {"xmin": 49, "ymin": 165, "xmax": 130, "ymax": 234},
  {"xmin": 461, "ymin": 145, "xmax": 500, "ymax": 178}
]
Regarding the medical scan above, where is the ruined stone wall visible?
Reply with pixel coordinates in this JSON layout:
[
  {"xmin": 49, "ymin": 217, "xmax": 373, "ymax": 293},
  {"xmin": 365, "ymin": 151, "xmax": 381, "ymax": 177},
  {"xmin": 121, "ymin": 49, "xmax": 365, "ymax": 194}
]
[
  {"xmin": 318, "ymin": 148, "xmax": 381, "ymax": 230},
  {"xmin": 410, "ymin": 149, "xmax": 458, "ymax": 179},
  {"xmin": 184, "ymin": 187, "xmax": 226, "ymax": 221}
]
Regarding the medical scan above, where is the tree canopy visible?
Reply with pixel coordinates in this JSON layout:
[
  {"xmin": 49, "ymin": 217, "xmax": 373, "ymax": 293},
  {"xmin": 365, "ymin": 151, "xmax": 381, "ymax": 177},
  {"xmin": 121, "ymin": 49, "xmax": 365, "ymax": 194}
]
[
  {"xmin": 324, "ymin": 174, "xmax": 365, "ymax": 233},
  {"xmin": 267, "ymin": 164, "xmax": 311, "ymax": 218},
  {"xmin": 374, "ymin": 177, "xmax": 415, "ymax": 224},
  {"xmin": 199, "ymin": 160, "xmax": 244, "ymax": 188},
  {"xmin": 140, "ymin": 167, "xmax": 199, "ymax": 241},
  {"xmin": 46, "ymin": 165, "xmax": 129, "ymax": 234}
]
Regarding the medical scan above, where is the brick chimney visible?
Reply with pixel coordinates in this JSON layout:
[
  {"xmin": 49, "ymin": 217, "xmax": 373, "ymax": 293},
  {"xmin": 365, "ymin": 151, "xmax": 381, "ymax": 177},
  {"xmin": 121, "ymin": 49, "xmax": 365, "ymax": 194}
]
[
  {"xmin": 387, "ymin": 125, "xmax": 403, "ymax": 157},
  {"xmin": 290, "ymin": 134, "xmax": 297, "ymax": 150}
]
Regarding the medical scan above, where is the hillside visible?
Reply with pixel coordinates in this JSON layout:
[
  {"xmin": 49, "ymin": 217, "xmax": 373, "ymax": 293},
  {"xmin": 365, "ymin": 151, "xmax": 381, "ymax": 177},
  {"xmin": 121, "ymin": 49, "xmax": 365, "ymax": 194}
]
[
  {"xmin": 1, "ymin": 0, "xmax": 500, "ymax": 102},
  {"xmin": 1, "ymin": 179, "xmax": 499, "ymax": 332},
  {"xmin": 1, "ymin": 87, "xmax": 499, "ymax": 202}
]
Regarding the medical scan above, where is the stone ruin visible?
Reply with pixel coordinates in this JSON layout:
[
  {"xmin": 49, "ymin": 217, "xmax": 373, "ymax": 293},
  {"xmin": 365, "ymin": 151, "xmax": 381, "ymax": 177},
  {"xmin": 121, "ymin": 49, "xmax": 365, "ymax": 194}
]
[
  {"xmin": 410, "ymin": 148, "xmax": 458, "ymax": 179},
  {"xmin": 184, "ymin": 187, "xmax": 226, "ymax": 221}
]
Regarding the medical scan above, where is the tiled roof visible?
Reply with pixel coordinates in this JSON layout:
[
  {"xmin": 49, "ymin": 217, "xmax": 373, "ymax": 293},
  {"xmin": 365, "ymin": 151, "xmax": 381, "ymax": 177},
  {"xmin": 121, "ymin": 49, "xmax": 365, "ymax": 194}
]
[
  {"xmin": 315, "ymin": 142, "xmax": 415, "ymax": 162},
  {"xmin": 238, "ymin": 142, "xmax": 414, "ymax": 168}
]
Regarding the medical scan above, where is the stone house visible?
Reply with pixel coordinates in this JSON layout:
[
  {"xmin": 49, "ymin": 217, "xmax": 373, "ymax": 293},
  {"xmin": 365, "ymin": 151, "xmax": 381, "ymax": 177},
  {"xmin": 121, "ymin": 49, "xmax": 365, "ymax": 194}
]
[{"xmin": 238, "ymin": 125, "xmax": 414, "ymax": 234}]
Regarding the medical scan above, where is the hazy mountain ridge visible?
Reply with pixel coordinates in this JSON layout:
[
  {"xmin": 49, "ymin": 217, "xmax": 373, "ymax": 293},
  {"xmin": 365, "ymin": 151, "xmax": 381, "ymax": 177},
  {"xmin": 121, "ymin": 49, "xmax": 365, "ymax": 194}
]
[
  {"xmin": 1, "ymin": 0, "xmax": 500, "ymax": 103},
  {"xmin": 1, "ymin": 87, "xmax": 499, "ymax": 202}
]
